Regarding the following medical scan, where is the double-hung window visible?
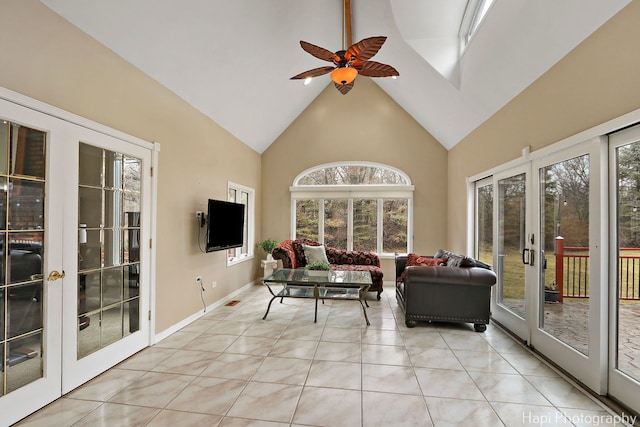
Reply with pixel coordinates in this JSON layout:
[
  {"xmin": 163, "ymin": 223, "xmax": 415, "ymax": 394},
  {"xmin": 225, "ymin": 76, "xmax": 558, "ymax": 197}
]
[
  {"xmin": 291, "ymin": 162, "xmax": 414, "ymax": 256},
  {"xmin": 227, "ymin": 182, "xmax": 254, "ymax": 265}
]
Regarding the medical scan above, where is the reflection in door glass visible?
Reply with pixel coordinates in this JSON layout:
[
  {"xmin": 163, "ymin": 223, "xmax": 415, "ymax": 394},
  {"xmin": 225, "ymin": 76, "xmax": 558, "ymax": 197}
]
[
  {"xmin": 0, "ymin": 121, "xmax": 46, "ymax": 395},
  {"xmin": 615, "ymin": 142, "xmax": 640, "ymax": 381},
  {"xmin": 497, "ymin": 174, "xmax": 526, "ymax": 317},
  {"xmin": 476, "ymin": 184, "xmax": 493, "ymax": 265},
  {"xmin": 539, "ymin": 155, "xmax": 590, "ymax": 355},
  {"xmin": 77, "ymin": 143, "xmax": 141, "ymax": 359}
]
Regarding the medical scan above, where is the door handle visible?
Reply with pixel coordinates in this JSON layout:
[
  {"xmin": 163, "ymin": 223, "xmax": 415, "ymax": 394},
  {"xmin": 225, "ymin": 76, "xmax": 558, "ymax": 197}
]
[
  {"xmin": 48, "ymin": 270, "xmax": 66, "ymax": 281},
  {"xmin": 521, "ymin": 249, "xmax": 535, "ymax": 266}
]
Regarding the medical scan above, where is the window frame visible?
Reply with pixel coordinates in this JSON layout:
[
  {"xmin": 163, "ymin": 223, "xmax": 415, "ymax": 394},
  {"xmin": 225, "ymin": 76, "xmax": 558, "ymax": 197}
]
[
  {"xmin": 459, "ymin": 0, "xmax": 495, "ymax": 52},
  {"xmin": 290, "ymin": 162, "xmax": 414, "ymax": 256},
  {"xmin": 226, "ymin": 181, "xmax": 255, "ymax": 266}
]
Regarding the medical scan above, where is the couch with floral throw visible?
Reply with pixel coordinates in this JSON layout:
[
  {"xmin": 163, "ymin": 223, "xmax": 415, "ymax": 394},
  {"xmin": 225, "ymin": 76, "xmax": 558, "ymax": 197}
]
[{"xmin": 271, "ymin": 239, "xmax": 384, "ymax": 299}]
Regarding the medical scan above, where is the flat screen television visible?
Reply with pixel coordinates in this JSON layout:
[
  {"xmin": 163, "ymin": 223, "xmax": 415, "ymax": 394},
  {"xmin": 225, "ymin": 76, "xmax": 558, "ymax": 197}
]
[{"xmin": 206, "ymin": 199, "xmax": 245, "ymax": 252}]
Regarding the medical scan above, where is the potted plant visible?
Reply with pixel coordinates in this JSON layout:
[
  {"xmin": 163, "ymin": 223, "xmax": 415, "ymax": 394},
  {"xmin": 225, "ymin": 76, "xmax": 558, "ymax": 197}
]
[
  {"xmin": 257, "ymin": 238, "xmax": 279, "ymax": 260},
  {"xmin": 544, "ymin": 282, "xmax": 559, "ymax": 303},
  {"xmin": 306, "ymin": 261, "xmax": 331, "ymax": 271}
]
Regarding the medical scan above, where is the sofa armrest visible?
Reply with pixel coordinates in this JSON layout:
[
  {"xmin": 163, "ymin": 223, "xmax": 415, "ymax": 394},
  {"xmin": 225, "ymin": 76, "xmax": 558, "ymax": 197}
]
[
  {"xmin": 395, "ymin": 255, "xmax": 408, "ymax": 281},
  {"xmin": 327, "ymin": 247, "xmax": 380, "ymax": 267},
  {"xmin": 272, "ymin": 240, "xmax": 296, "ymax": 269}
]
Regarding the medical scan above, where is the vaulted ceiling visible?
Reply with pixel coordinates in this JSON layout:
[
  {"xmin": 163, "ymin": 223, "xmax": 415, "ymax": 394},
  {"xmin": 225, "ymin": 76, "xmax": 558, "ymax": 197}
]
[{"xmin": 40, "ymin": 0, "xmax": 630, "ymax": 153}]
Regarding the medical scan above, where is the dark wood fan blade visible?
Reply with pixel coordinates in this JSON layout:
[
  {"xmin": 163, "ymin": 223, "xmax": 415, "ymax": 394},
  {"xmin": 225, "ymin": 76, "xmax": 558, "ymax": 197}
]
[
  {"xmin": 335, "ymin": 81, "xmax": 354, "ymax": 95},
  {"xmin": 345, "ymin": 36, "xmax": 387, "ymax": 62},
  {"xmin": 290, "ymin": 66, "xmax": 335, "ymax": 80},
  {"xmin": 357, "ymin": 61, "xmax": 399, "ymax": 78},
  {"xmin": 300, "ymin": 41, "xmax": 339, "ymax": 63}
]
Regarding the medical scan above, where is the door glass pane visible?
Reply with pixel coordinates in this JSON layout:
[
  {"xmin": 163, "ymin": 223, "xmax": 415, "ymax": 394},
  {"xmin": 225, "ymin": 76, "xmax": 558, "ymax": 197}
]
[
  {"xmin": 79, "ymin": 143, "xmax": 103, "ymax": 187},
  {"xmin": 9, "ymin": 178, "xmax": 44, "ymax": 231},
  {"xmin": 103, "ymin": 229, "xmax": 121, "ymax": 268},
  {"xmin": 102, "ymin": 266, "xmax": 123, "ymax": 307},
  {"xmin": 10, "ymin": 124, "xmax": 45, "ymax": 179},
  {"xmin": 77, "ymin": 143, "xmax": 142, "ymax": 359},
  {"xmin": 615, "ymin": 141, "xmax": 640, "ymax": 380},
  {"xmin": 101, "ymin": 305, "xmax": 123, "ymax": 347},
  {"xmin": 353, "ymin": 199, "xmax": 376, "ymax": 252},
  {"xmin": 383, "ymin": 199, "xmax": 408, "ymax": 254},
  {"xmin": 0, "ymin": 121, "xmax": 8, "ymax": 175},
  {"xmin": 497, "ymin": 174, "xmax": 526, "ymax": 317},
  {"xmin": 0, "ymin": 122, "xmax": 45, "ymax": 396},
  {"xmin": 295, "ymin": 200, "xmax": 319, "ymax": 241},
  {"xmin": 6, "ymin": 332, "xmax": 42, "ymax": 393},
  {"xmin": 0, "ymin": 177, "xmax": 7, "ymax": 229},
  {"xmin": 104, "ymin": 189, "xmax": 123, "ymax": 229},
  {"xmin": 324, "ymin": 199, "xmax": 347, "ymax": 249},
  {"xmin": 476, "ymin": 184, "xmax": 493, "ymax": 264},
  {"xmin": 78, "ymin": 187, "xmax": 102, "ymax": 229},
  {"xmin": 539, "ymin": 155, "xmax": 590, "ymax": 355},
  {"xmin": 123, "ymin": 156, "xmax": 141, "ymax": 193}
]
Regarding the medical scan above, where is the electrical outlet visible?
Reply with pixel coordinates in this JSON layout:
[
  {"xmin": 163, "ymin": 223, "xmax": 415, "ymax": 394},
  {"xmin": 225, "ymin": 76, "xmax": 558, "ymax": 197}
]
[
  {"xmin": 195, "ymin": 211, "xmax": 205, "ymax": 227},
  {"xmin": 211, "ymin": 281, "xmax": 217, "ymax": 289}
]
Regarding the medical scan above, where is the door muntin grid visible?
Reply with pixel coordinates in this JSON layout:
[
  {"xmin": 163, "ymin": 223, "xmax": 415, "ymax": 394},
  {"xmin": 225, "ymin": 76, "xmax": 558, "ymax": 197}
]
[
  {"xmin": 77, "ymin": 143, "xmax": 141, "ymax": 359},
  {"xmin": 0, "ymin": 120, "xmax": 46, "ymax": 396}
]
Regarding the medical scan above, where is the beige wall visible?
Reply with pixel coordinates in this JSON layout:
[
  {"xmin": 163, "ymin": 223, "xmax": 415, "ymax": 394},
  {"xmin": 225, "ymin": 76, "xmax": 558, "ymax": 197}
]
[
  {"xmin": 8, "ymin": 0, "xmax": 637, "ymax": 333},
  {"xmin": 447, "ymin": 0, "xmax": 640, "ymax": 253},
  {"xmin": 262, "ymin": 78, "xmax": 448, "ymax": 278},
  {"xmin": 0, "ymin": 0, "xmax": 262, "ymax": 333}
]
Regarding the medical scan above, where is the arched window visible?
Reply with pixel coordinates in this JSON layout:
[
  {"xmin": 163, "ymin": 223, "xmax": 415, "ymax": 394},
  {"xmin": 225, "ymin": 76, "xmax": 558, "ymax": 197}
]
[{"xmin": 291, "ymin": 162, "xmax": 414, "ymax": 255}]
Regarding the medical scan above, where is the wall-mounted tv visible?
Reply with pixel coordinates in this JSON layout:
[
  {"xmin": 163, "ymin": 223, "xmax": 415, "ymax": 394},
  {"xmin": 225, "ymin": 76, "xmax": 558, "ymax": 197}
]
[{"xmin": 206, "ymin": 199, "xmax": 245, "ymax": 252}]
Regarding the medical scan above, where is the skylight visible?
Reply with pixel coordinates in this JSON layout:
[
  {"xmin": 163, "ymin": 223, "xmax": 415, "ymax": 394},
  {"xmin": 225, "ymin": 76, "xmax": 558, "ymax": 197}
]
[{"xmin": 460, "ymin": 0, "xmax": 495, "ymax": 49}]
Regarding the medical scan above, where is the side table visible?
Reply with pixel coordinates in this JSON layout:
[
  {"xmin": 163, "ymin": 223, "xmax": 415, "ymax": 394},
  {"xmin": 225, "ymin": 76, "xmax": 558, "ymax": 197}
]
[{"xmin": 261, "ymin": 258, "xmax": 278, "ymax": 278}]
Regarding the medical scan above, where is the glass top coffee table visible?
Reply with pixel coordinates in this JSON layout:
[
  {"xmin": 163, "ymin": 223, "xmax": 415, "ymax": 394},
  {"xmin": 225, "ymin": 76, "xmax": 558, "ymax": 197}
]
[{"xmin": 262, "ymin": 268, "xmax": 372, "ymax": 325}]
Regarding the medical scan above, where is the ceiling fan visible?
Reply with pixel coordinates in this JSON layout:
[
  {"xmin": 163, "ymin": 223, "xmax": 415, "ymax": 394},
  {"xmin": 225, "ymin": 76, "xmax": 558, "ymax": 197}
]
[{"xmin": 290, "ymin": 0, "xmax": 399, "ymax": 95}]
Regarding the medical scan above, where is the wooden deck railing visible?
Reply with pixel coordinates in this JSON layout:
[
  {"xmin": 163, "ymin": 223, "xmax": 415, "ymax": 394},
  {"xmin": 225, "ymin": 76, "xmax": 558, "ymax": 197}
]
[{"xmin": 555, "ymin": 237, "xmax": 640, "ymax": 302}]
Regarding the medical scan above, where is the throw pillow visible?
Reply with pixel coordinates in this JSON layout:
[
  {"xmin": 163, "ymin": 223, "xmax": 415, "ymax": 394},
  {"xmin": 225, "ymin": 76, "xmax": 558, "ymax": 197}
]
[
  {"xmin": 474, "ymin": 259, "xmax": 493, "ymax": 270},
  {"xmin": 434, "ymin": 249, "xmax": 476, "ymax": 267},
  {"xmin": 302, "ymin": 244, "xmax": 329, "ymax": 265},
  {"xmin": 406, "ymin": 253, "xmax": 447, "ymax": 267}
]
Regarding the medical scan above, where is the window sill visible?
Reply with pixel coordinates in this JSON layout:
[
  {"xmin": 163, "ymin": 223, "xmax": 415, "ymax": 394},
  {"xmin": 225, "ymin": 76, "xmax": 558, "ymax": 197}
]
[{"xmin": 227, "ymin": 254, "xmax": 254, "ymax": 267}]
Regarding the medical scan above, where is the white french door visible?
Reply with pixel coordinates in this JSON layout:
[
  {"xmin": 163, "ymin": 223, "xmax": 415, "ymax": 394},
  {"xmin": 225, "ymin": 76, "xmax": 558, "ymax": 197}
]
[
  {"xmin": 608, "ymin": 125, "xmax": 640, "ymax": 413},
  {"xmin": 61, "ymin": 126, "xmax": 152, "ymax": 393},
  {"xmin": 490, "ymin": 164, "xmax": 534, "ymax": 342},
  {"xmin": 529, "ymin": 139, "xmax": 607, "ymax": 394},
  {"xmin": 482, "ymin": 138, "xmax": 607, "ymax": 394},
  {"xmin": 0, "ymin": 90, "xmax": 154, "ymax": 425}
]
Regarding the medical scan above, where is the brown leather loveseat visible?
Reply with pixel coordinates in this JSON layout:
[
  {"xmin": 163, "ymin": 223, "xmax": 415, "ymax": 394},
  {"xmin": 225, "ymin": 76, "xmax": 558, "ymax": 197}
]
[{"xmin": 395, "ymin": 250, "xmax": 496, "ymax": 332}]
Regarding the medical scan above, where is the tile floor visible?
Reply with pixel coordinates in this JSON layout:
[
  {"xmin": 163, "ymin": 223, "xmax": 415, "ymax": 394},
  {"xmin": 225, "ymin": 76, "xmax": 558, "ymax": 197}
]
[{"xmin": 15, "ymin": 284, "xmax": 634, "ymax": 427}]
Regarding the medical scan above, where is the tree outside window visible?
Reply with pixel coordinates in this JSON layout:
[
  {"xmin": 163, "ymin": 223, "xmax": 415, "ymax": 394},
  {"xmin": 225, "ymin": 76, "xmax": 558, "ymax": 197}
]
[{"xmin": 292, "ymin": 162, "xmax": 413, "ymax": 255}]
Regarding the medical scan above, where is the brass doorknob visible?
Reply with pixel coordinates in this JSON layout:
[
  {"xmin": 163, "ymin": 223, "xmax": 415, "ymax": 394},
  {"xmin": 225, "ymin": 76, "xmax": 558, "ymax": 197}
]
[{"xmin": 48, "ymin": 270, "xmax": 66, "ymax": 281}]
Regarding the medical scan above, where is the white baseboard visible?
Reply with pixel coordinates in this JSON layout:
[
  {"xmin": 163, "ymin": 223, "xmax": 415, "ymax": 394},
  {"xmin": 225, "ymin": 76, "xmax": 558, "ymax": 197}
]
[{"xmin": 154, "ymin": 280, "xmax": 259, "ymax": 343}]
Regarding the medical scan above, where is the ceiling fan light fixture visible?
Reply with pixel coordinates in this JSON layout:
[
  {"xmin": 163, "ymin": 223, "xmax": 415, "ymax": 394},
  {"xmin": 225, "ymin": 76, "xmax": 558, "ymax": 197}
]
[
  {"xmin": 303, "ymin": 77, "xmax": 313, "ymax": 85},
  {"xmin": 330, "ymin": 67, "xmax": 358, "ymax": 85}
]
